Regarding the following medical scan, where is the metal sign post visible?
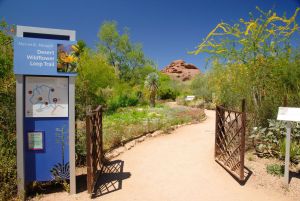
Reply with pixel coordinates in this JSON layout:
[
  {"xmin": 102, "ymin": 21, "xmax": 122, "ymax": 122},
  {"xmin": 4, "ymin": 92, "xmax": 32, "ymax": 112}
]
[
  {"xmin": 284, "ymin": 122, "xmax": 291, "ymax": 186},
  {"xmin": 277, "ymin": 107, "xmax": 300, "ymax": 186}
]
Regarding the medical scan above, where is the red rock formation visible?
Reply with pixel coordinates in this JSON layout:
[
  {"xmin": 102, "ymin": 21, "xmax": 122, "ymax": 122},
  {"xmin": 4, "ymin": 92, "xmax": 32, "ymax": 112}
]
[{"xmin": 161, "ymin": 60, "xmax": 201, "ymax": 81}]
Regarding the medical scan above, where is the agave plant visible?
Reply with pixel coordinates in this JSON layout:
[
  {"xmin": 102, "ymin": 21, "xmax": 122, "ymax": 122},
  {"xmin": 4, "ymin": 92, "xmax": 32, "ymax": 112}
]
[
  {"xmin": 50, "ymin": 127, "xmax": 70, "ymax": 181},
  {"xmin": 50, "ymin": 162, "xmax": 70, "ymax": 181}
]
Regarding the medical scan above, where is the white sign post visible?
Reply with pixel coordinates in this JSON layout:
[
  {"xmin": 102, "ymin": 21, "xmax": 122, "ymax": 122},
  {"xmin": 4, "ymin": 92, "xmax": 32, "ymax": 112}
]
[{"xmin": 277, "ymin": 107, "xmax": 300, "ymax": 186}]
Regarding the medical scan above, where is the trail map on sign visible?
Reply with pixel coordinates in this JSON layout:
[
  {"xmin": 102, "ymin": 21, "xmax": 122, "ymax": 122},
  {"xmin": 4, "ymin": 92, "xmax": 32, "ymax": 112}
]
[{"xmin": 25, "ymin": 77, "xmax": 68, "ymax": 117}]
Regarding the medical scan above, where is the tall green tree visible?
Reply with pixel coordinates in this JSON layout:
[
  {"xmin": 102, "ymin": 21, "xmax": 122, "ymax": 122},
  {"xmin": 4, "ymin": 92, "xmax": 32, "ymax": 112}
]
[
  {"xmin": 98, "ymin": 21, "xmax": 155, "ymax": 84},
  {"xmin": 76, "ymin": 49, "xmax": 117, "ymax": 119}
]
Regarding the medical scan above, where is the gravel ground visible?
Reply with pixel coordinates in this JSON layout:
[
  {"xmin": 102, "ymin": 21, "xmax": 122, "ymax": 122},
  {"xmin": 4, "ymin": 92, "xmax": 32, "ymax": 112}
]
[
  {"xmin": 245, "ymin": 152, "xmax": 300, "ymax": 200},
  {"xmin": 30, "ymin": 110, "xmax": 299, "ymax": 201}
]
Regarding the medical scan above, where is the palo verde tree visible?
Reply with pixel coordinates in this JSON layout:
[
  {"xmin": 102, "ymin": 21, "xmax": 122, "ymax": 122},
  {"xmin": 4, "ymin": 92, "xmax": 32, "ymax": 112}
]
[{"xmin": 191, "ymin": 7, "xmax": 300, "ymax": 125}]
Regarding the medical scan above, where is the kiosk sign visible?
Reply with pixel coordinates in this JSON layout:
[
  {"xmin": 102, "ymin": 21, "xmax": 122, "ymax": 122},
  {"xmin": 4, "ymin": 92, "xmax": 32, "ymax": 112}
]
[
  {"xmin": 14, "ymin": 37, "xmax": 78, "ymax": 76},
  {"xmin": 15, "ymin": 25, "xmax": 77, "ymax": 195}
]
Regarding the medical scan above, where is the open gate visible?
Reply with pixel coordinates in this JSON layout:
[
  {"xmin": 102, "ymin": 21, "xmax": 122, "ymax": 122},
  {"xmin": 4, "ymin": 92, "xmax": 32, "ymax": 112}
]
[
  {"xmin": 86, "ymin": 105, "xmax": 104, "ymax": 195},
  {"xmin": 215, "ymin": 100, "xmax": 246, "ymax": 181}
]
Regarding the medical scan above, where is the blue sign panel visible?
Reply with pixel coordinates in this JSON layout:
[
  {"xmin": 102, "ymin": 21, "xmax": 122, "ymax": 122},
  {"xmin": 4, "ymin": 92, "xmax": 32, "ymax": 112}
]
[
  {"xmin": 24, "ymin": 117, "xmax": 69, "ymax": 181},
  {"xmin": 14, "ymin": 37, "xmax": 78, "ymax": 76}
]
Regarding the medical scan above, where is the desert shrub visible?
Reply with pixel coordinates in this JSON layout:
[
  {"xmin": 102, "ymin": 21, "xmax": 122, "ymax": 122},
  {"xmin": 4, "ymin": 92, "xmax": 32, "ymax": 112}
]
[
  {"xmin": 0, "ymin": 130, "xmax": 17, "ymax": 200},
  {"xmin": 204, "ymin": 102, "xmax": 216, "ymax": 110},
  {"xmin": 0, "ymin": 21, "xmax": 17, "ymax": 200},
  {"xmin": 176, "ymin": 95, "xmax": 186, "ymax": 106},
  {"xmin": 158, "ymin": 73, "xmax": 179, "ymax": 100},
  {"xmin": 279, "ymin": 139, "xmax": 300, "ymax": 164},
  {"xmin": 191, "ymin": 74, "xmax": 212, "ymax": 102},
  {"xmin": 266, "ymin": 164, "xmax": 284, "ymax": 177},
  {"xmin": 250, "ymin": 119, "xmax": 300, "ymax": 163},
  {"xmin": 76, "ymin": 50, "xmax": 117, "ymax": 119},
  {"xmin": 176, "ymin": 96, "xmax": 206, "ymax": 109},
  {"xmin": 75, "ymin": 126, "xmax": 87, "ymax": 166},
  {"xmin": 158, "ymin": 87, "xmax": 178, "ymax": 100},
  {"xmin": 186, "ymin": 99, "xmax": 205, "ymax": 108},
  {"xmin": 108, "ymin": 94, "xmax": 139, "ymax": 112},
  {"xmin": 106, "ymin": 83, "xmax": 141, "ymax": 112}
]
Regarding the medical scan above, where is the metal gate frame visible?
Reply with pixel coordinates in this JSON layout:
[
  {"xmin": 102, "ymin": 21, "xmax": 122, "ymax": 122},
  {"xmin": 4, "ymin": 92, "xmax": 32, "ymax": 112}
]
[
  {"xmin": 215, "ymin": 100, "xmax": 246, "ymax": 181},
  {"xmin": 86, "ymin": 105, "xmax": 104, "ymax": 194}
]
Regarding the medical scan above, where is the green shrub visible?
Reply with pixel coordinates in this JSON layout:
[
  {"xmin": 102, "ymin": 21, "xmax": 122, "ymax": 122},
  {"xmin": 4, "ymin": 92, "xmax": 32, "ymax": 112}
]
[
  {"xmin": 191, "ymin": 74, "xmax": 212, "ymax": 102},
  {"xmin": 157, "ymin": 73, "xmax": 179, "ymax": 100},
  {"xmin": 186, "ymin": 99, "xmax": 205, "ymax": 108},
  {"xmin": 75, "ymin": 50, "xmax": 117, "ymax": 120},
  {"xmin": 204, "ymin": 102, "xmax": 216, "ymax": 110},
  {"xmin": 279, "ymin": 139, "xmax": 300, "ymax": 163},
  {"xmin": 176, "ymin": 95, "xmax": 186, "ymax": 106},
  {"xmin": 266, "ymin": 164, "xmax": 284, "ymax": 177},
  {"xmin": 107, "ymin": 94, "xmax": 139, "ymax": 112},
  {"xmin": 0, "ymin": 21, "xmax": 18, "ymax": 200},
  {"xmin": 250, "ymin": 119, "xmax": 300, "ymax": 162},
  {"xmin": 158, "ymin": 87, "xmax": 178, "ymax": 100},
  {"xmin": 0, "ymin": 130, "xmax": 17, "ymax": 200},
  {"xmin": 75, "ymin": 127, "xmax": 87, "ymax": 166}
]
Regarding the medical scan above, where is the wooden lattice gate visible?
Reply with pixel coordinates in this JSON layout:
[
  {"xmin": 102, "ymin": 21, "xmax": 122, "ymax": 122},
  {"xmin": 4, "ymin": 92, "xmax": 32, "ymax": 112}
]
[
  {"xmin": 215, "ymin": 100, "xmax": 246, "ymax": 181},
  {"xmin": 86, "ymin": 105, "xmax": 104, "ymax": 194}
]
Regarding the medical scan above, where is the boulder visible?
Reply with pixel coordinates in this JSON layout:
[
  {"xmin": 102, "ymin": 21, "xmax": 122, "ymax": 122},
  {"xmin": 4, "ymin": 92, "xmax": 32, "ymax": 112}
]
[{"xmin": 161, "ymin": 60, "xmax": 201, "ymax": 81}]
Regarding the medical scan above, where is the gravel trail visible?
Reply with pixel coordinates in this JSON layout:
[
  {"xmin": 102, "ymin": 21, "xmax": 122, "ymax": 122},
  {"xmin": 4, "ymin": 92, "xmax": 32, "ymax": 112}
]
[{"xmin": 35, "ymin": 110, "xmax": 291, "ymax": 201}]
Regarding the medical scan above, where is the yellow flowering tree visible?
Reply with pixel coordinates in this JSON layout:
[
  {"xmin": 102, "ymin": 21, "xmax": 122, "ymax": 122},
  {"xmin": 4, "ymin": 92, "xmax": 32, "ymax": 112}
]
[
  {"xmin": 192, "ymin": 7, "xmax": 299, "ymax": 62},
  {"xmin": 191, "ymin": 7, "xmax": 300, "ymax": 125}
]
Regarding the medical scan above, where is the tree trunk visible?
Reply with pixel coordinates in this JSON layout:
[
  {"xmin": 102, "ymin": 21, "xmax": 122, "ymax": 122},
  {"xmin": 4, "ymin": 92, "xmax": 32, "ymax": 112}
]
[{"xmin": 150, "ymin": 91, "xmax": 156, "ymax": 107}]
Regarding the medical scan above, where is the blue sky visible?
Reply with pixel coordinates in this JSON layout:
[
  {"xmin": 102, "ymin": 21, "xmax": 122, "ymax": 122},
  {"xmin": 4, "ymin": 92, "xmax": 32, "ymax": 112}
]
[{"xmin": 0, "ymin": 0, "xmax": 299, "ymax": 72}]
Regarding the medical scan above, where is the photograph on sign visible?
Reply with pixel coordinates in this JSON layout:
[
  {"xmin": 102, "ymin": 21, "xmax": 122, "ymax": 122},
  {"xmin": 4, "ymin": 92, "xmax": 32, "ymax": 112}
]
[
  {"xmin": 25, "ymin": 76, "xmax": 68, "ymax": 117},
  {"xmin": 57, "ymin": 44, "xmax": 78, "ymax": 73},
  {"xmin": 28, "ymin": 131, "xmax": 44, "ymax": 150}
]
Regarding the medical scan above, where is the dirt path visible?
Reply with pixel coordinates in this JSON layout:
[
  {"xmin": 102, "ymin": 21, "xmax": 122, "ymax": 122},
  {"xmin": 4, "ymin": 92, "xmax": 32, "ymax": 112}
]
[{"xmin": 36, "ymin": 110, "xmax": 292, "ymax": 201}]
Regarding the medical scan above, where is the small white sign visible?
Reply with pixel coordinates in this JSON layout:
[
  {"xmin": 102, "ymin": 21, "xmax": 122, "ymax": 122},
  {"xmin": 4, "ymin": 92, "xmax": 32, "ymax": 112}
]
[
  {"xmin": 28, "ymin": 131, "xmax": 44, "ymax": 150},
  {"xmin": 277, "ymin": 107, "xmax": 300, "ymax": 122},
  {"xmin": 185, "ymin": 95, "xmax": 195, "ymax": 101}
]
